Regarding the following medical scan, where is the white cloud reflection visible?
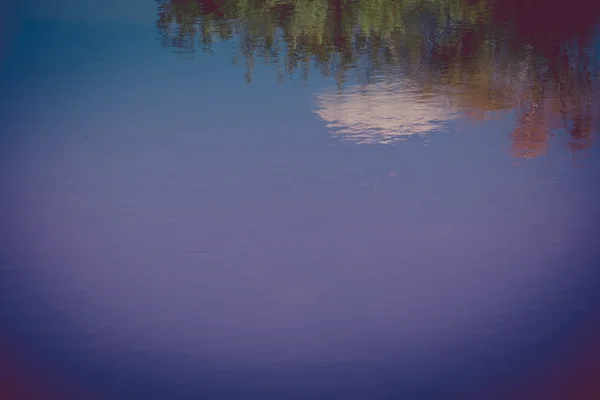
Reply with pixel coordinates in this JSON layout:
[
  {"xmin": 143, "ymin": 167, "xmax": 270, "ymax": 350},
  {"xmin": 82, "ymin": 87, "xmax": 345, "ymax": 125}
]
[{"xmin": 315, "ymin": 81, "xmax": 462, "ymax": 144}]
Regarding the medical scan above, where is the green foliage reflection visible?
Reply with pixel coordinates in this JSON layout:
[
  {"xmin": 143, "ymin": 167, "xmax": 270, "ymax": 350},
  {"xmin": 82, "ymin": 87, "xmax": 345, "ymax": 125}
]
[{"xmin": 156, "ymin": 0, "xmax": 599, "ymax": 158}]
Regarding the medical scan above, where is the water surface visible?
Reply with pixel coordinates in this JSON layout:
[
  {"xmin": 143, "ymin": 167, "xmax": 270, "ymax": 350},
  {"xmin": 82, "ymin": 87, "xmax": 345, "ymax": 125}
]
[{"xmin": 1, "ymin": 1, "xmax": 600, "ymax": 399}]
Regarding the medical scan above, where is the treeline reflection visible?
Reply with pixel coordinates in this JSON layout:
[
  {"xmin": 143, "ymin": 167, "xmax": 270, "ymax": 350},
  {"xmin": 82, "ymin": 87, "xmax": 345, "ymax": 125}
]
[{"xmin": 156, "ymin": 0, "xmax": 599, "ymax": 158}]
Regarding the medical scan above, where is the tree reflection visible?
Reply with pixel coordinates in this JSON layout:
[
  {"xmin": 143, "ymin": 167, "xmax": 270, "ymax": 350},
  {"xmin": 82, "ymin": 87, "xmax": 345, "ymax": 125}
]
[{"xmin": 156, "ymin": 0, "xmax": 599, "ymax": 158}]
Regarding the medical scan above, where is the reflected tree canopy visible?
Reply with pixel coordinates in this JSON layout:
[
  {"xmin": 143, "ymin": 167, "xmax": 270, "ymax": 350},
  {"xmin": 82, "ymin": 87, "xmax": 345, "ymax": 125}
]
[{"xmin": 156, "ymin": 0, "xmax": 600, "ymax": 158}]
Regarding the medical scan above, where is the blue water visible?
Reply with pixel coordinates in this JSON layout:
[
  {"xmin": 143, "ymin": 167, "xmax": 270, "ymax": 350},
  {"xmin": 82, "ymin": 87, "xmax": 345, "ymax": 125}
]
[{"xmin": 1, "ymin": 2, "xmax": 600, "ymax": 399}]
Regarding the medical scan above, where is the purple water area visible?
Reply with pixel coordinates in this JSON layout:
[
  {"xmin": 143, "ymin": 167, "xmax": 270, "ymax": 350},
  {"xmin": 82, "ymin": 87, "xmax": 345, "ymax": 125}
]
[{"xmin": 1, "ymin": 1, "xmax": 600, "ymax": 399}]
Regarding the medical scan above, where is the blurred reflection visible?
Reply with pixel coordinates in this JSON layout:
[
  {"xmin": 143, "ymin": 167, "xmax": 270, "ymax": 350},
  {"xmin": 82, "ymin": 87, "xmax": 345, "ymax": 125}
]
[
  {"xmin": 156, "ymin": 0, "xmax": 600, "ymax": 157},
  {"xmin": 315, "ymin": 81, "xmax": 461, "ymax": 144}
]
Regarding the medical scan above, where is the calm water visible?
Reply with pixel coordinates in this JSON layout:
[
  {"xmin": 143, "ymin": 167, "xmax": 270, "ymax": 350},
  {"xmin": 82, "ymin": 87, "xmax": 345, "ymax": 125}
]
[{"xmin": 1, "ymin": 1, "xmax": 600, "ymax": 399}]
